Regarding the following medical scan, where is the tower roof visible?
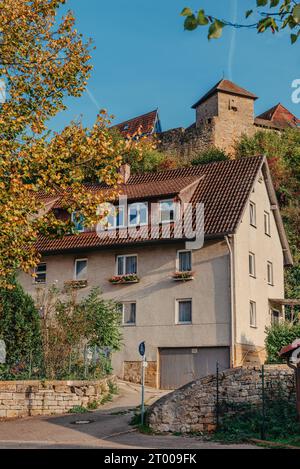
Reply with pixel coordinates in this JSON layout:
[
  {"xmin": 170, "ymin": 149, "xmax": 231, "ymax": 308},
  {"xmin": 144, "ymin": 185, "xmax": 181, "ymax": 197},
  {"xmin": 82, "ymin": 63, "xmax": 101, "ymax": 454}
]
[{"xmin": 192, "ymin": 79, "xmax": 258, "ymax": 109}]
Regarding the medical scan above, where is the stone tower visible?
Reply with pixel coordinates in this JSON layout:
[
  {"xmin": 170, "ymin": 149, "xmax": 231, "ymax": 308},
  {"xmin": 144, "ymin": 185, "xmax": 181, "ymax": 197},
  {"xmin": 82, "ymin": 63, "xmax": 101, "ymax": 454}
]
[
  {"xmin": 158, "ymin": 79, "xmax": 258, "ymax": 161},
  {"xmin": 191, "ymin": 79, "xmax": 258, "ymax": 155}
]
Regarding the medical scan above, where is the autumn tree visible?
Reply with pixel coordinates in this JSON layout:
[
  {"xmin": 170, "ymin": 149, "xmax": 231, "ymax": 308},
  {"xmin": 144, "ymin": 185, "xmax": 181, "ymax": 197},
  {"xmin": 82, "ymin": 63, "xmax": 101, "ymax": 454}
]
[
  {"xmin": 181, "ymin": 1, "xmax": 300, "ymax": 44},
  {"xmin": 0, "ymin": 0, "xmax": 146, "ymax": 284}
]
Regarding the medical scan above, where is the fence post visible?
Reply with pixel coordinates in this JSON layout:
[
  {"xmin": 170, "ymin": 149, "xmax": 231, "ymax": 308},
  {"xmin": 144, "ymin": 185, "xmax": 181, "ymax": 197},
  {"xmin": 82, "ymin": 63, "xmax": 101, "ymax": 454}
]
[
  {"xmin": 216, "ymin": 361, "xmax": 220, "ymax": 431},
  {"xmin": 28, "ymin": 350, "xmax": 32, "ymax": 379},
  {"xmin": 84, "ymin": 346, "xmax": 88, "ymax": 379},
  {"xmin": 261, "ymin": 364, "xmax": 266, "ymax": 440},
  {"xmin": 68, "ymin": 348, "xmax": 72, "ymax": 377}
]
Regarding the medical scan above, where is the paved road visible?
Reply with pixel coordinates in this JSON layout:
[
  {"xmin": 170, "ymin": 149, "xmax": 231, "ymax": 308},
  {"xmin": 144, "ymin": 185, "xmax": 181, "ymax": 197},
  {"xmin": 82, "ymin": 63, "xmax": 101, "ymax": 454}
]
[{"xmin": 0, "ymin": 381, "xmax": 256, "ymax": 449}]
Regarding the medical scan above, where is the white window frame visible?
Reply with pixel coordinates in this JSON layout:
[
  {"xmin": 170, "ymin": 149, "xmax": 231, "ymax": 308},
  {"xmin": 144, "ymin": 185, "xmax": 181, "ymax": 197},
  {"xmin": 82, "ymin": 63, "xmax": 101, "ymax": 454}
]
[
  {"xmin": 74, "ymin": 258, "xmax": 88, "ymax": 281},
  {"xmin": 159, "ymin": 198, "xmax": 178, "ymax": 224},
  {"xmin": 249, "ymin": 201, "xmax": 256, "ymax": 227},
  {"xmin": 250, "ymin": 301, "xmax": 257, "ymax": 328},
  {"xmin": 121, "ymin": 302, "xmax": 136, "ymax": 326},
  {"xmin": 71, "ymin": 212, "xmax": 85, "ymax": 233},
  {"xmin": 101, "ymin": 205, "xmax": 126, "ymax": 231},
  {"xmin": 271, "ymin": 309, "xmax": 280, "ymax": 326},
  {"xmin": 176, "ymin": 299, "xmax": 192, "ymax": 325},
  {"xmin": 34, "ymin": 263, "xmax": 47, "ymax": 284},
  {"xmin": 249, "ymin": 252, "xmax": 256, "ymax": 278},
  {"xmin": 128, "ymin": 202, "xmax": 148, "ymax": 227},
  {"xmin": 267, "ymin": 261, "xmax": 274, "ymax": 286},
  {"xmin": 264, "ymin": 211, "xmax": 271, "ymax": 236},
  {"xmin": 116, "ymin": 254, "xmax": 138, "ymax": 276},
  {"xmin": 176, "ymin": 250, "xmax": 192, "ymax": 272}
]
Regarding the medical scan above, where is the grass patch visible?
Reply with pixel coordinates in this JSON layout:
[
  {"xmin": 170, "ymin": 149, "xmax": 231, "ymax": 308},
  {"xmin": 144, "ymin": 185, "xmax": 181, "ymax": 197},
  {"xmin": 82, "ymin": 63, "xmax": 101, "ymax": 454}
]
[
  {"xmin": 213, "ymin": 399, "xmax": 300, "ymax": 445},
  {"xmin": 129, "ymin": 406, "xmax": 157, "ymax": 434},
  {"xmin": 68, "ymin": 405, "xmax": 88, "ymax": 414},
  {"xmin": 108, "ymin": 381, "xmax": 119, "ymax": 395}
]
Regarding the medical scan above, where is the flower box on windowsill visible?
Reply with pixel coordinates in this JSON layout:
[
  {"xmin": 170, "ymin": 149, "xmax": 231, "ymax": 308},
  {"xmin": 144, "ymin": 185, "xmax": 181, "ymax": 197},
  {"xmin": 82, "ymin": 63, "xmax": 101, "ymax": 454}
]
[
  {"xmin": 172, "ymin": 271, "xmax": 195, "ymax": 282},
  {"xmin": 109, "ymin": 274, "xmax": 140, "ymax": 285},
  {"xmin": 64, "ymin": 279, "xmax": 88, "ymax": 290}
]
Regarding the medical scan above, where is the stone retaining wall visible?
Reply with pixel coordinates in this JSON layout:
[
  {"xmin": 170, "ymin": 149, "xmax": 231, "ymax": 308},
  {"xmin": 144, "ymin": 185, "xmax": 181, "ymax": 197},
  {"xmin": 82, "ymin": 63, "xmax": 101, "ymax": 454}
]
[
  {"xmin": 0, "ymin": 376, "xmax": 116, "ymax": 419},
  {"xmin": 148, "ymin": 365, "xmax": 295, "ymax": 434}
]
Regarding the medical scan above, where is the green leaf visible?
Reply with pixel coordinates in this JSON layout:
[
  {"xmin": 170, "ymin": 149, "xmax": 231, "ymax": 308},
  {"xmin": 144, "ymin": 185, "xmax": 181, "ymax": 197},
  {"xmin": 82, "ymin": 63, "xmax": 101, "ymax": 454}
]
[
  {"xmin": 270, "ymin": 0, "xmax": 280, "ymax": 7},
  {"xmin": 291, "ymin": 33, "xmax": 298, "ymax": 43},
  {"xmin": 197, "ymin": 9, "xmax": 209, "ymax": 25},
  {"xmin": 184, "ymin": 15, "xmax": 198, "ymax": 31},
  {"xmin": 292, "ymin": 4, "xmax": 300, "ymax": 23},
  {"xmin": 208, "ymin": 20, "xmax": 224, "ymax": 40},
  {"xmin": 245, "ymin": 10, "xmax": 253, "ymax": 18},
  {"xmin": 257, "ymin": 0, "xmax": 268, "ymax": 6},
  {"xmin": 181, "ymin": 7, "xmax": 193, "ymax": 17}
]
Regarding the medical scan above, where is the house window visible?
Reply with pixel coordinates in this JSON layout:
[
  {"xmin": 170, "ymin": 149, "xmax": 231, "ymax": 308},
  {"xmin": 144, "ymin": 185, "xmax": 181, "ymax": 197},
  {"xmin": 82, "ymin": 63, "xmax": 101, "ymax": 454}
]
[
  {"xmin": 271, "ymin": 310, "xmax": 280, "ymax": 326},
  {"xmin": 116, "ymin": 255, "xmax": 137, "ymax": 276},
  {"xmin": 106, "ymin": 206, "xmax": 125, "ymax": 229},
  {"xmin": 250, "ymin": 301, "xmax": 257, "ymax": 328},
  {"xmin": 267, "ymin": 261, "xmax": 274, "ymax": 286},
  {"xmin": 101, "ymin": 204, "xmax": 125, "ymax": 230},
  {"xmin": 249, "ymin": 202, "xmax": 256, "ymax": 227},
  {"xmin": 128, "ymin": 202, "xmax": 148, "ymax": 226},
  {"xmin": 122, "ymin": 302, "xmax": 136, "ymax": 325},
  {"xmin": 71, "ymin": 212, "xmax": 85, "ymax": 232},
  {"xmin": 178, "ymin": 250, "xmax": 192, "ymax": 272},
  {"xmin": 249, "ymin": 252, "xmax": 256, "ymax": 278},
  {"xmin": 264, "ymin": 211, "xmax": 271, "ymax": 236},
  {"xmin": 159, "ymin": 199, "xmax": 177, "ymax": 223},
  {"xmin": 74, "ymin": 259, "xmax": 88, "ymax": 280},
  {"xmin": 34, "ymin": 263, "xmax": 47, "ymax": 284},
  {"xmin": 177, "ymin": 299, "xmax": 192, "ymax": 324}
]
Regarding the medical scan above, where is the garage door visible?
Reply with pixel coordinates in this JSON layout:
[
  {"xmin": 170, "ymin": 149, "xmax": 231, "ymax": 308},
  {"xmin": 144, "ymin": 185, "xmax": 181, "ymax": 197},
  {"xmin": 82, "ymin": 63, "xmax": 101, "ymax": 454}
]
[{"xmin": 159, "ymin": 347, "xmax": 230, "ymax": 390}]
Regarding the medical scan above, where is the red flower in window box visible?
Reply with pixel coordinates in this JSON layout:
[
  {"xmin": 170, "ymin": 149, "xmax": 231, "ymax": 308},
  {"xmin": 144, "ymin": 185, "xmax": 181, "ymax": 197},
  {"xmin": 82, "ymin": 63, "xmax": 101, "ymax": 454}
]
[
  {"xmin": 109, "ymin": 274, "xmax": 140, "ymax": 284},
  {"xmin": 172, "ymin": 271, "xmax": 194, "ymax": 281}
]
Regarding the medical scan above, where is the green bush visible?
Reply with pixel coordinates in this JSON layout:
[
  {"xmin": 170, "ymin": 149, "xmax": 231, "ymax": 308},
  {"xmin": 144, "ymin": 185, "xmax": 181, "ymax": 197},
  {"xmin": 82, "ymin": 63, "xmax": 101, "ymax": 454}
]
[
  {"xmin": 265, "ymin": 322, "xmax": 300, "ymax": 363},
  {"xmin": 215, "ymin": 399, "xmax": 299, "ymax": 443},
  {"xmin": 192, "ymin": 147, "xmax": 229, "ymax": 166},
  {"xmin": 0, "ymin": 279, "xmax": 42, "ymax": 377}
]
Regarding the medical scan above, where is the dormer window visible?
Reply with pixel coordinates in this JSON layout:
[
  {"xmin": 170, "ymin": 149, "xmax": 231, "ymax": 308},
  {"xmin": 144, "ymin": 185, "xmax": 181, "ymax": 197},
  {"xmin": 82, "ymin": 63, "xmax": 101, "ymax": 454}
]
[
  {"xmin": 100, "ymin": 204, "xmax": 125, "ymax": 230},
  {"xmin": 159, "ymin": 199, "xmax": 177, "ymax": 223},
  {"xmin": 71, "ymin": 212, "xmax": 85, "ymax": 233},
  {"xmin": 128, "ymin": 202, "xmax": 148, "ymax": 227}
]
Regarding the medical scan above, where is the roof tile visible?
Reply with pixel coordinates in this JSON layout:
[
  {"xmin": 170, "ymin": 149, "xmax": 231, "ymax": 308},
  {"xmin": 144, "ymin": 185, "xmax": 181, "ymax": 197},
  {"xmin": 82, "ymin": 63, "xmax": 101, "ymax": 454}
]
[{"xmin": 36, "ymin": 156, "xmax": 264, "ymax": 253}]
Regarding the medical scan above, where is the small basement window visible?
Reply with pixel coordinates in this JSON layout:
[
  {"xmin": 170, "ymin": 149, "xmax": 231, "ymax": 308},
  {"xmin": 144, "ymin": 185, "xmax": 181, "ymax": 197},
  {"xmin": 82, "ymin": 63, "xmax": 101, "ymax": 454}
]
[
  {"xmin": 74, "ymin": 259, "xmax": 88, "ymax": 281},
  {"xmin": 34, "ymin": 263, "xmax": 47, "ymax": 284}
]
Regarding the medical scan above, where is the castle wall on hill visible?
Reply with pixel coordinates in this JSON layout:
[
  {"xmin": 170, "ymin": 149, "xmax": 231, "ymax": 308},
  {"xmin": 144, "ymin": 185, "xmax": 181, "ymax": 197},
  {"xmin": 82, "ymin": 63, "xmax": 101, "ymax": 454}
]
[{"xmin": 158, "ymin": 121, "xmax": 215, "ymax": 164}]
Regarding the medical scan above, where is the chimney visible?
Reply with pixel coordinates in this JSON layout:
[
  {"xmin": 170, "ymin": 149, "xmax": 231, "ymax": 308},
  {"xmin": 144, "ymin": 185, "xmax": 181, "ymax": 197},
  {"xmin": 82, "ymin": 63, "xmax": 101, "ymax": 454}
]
[{"xmin": 119, "ymin": 163, "xmax": 131, "ymax": 183}]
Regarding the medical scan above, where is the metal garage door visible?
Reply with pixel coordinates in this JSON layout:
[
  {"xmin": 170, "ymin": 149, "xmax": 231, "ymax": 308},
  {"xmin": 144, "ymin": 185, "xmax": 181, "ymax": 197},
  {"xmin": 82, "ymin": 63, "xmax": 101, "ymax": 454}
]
[{"xmin": 159, "ymin": 347, "xmax": 230, "ymax": 390}]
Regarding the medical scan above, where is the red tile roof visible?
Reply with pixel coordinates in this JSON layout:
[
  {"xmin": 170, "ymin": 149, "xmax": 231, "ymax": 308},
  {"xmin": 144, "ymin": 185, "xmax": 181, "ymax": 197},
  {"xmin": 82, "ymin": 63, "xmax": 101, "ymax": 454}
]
[
  {"xmin": 46, "ymin": 175, "xmax": 201, "ymax": 210},
  {"xmin": 36, "ymin": 156, "xmax": 265, "ymax": 254},
  {"xmin": 192, "ymin": 79, "xmax": 258, "ymax": 109},
  {"xmin": 256, "ymin": 103, "xmax": 300, "ymax": 129},
  {"xmin": 112, "ymin": 110, "xmax": 159, "ymax": 137}
]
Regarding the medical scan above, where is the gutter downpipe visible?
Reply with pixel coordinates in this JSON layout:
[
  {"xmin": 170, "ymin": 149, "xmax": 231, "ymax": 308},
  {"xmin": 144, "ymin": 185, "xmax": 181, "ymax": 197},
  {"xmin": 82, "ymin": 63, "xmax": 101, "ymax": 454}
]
[{"xmin": 225, "ymin": 235, "xmax": 236, "ymax": 368}]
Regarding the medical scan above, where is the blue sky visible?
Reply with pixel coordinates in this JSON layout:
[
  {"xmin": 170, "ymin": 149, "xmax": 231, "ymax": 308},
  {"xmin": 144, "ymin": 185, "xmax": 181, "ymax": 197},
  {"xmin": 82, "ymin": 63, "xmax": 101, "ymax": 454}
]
[{"xmin": 50, "ymin": 0, "xmax": 300, "ymax": 132}]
